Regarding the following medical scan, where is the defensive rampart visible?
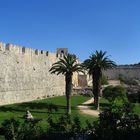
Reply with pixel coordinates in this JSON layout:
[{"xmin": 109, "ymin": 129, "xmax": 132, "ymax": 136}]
[
  {"xmin": 0, "ymin": 42, "xmax": 65, "ymax": 105},
  {"xmin": 103, "ymin": 65, "xmax": 140, "ymax": 80}
]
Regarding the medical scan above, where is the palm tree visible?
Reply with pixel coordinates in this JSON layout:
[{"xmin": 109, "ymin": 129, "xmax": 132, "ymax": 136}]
[
  {"xmin": 84, "ymin": 50, "xmax": 116, "ymax": 110},
  {"xmin": 49, "ymin": 54, "xmax": 84, "ymax": 115}
]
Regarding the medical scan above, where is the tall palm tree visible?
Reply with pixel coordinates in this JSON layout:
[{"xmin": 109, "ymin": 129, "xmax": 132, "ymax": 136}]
[
  {"xmin": 84, "ymin": 50, "xmax": 116, "ymax": 110},
  {"xmin": 49, "ymin": 54, "xmax": 84, "ymax": 115}
]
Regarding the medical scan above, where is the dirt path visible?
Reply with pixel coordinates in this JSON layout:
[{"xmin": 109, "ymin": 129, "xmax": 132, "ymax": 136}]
[{"xmin": 78, "ymin": 98, "xmax": 100, "ymax": 117}]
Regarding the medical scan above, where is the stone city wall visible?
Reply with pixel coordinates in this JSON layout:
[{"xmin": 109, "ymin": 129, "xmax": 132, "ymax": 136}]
[
  {"xmin": 103, "ymin": 66, "xmax": 140, "ymax": 80},
  {"xmin": 78, "ymin": 66, "xmax": 140, "ymax": 87},
  {"xmin": 0, "ymin": 42, "xmax": 65, "ymax": 105}
]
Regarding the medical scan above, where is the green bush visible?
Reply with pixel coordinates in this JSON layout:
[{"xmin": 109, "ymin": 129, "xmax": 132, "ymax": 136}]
[
  {"xmin": 1, "ymin": 118, "xmax": 20, "ymax": 140},
  {"xmin": 0, "ymin": 118, "xmax": 43, "ymax": 140},
  {"xmin": 101, "ymin": 75, "xmax": 109, "ymax": 85},
  {"xmin": 0, "ymin": 115, "xmax": 85, "ymax": 140},
  {"xmin": 47, "ymin": 115, "xmax": 83, "ymax": 139},
  {"xmin": 87, "ymin": 103, "xmax": 140, "ymax": 140},
  {"xmin": 102, "ymin": 86, "xmax": 127, "ymax": 103},
  {"xmin": 17, "ymin": 120, "xmax": 42, "ymax": 140}
]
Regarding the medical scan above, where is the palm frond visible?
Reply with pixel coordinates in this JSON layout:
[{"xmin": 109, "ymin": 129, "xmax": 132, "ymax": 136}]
[
  {"xmin": 49, "ymin": 54, "xmax": 84, "ymax": 75},
  {"xmin": 84, "ymin": 50, "xmax": 116, "ymax": 74}
]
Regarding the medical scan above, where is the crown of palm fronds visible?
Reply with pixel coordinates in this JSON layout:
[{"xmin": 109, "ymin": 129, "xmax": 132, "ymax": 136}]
[
  {"xmin": 84, "ymin": 50, "xmax": 116, "ymax": 75},
  {"xmin": 49, "ymin": 54, "xmax": 84, "ymax": 75}
]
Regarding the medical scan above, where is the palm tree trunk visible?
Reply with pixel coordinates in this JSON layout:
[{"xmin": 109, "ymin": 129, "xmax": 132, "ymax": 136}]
[
  {"xmin": 93, "ymin": 69, "xmax": 102, "ymax": 110},
  {"xmin": 92, "ymin": 74, "xmax": 96, "ymax": 107},
  {"xmin": 65, "ymin": 73, "xmax": 72, "ymax": 115}
]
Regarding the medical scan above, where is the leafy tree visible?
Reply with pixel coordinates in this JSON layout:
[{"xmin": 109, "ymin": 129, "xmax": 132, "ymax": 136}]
[
  {"xmin": 49, "ymin": 54, "xmax": 84, "ymax": 115},
  {"xmin": 84, "ymin": 50, "xmax": 116, "ymax": 110},
  {"xmin": 102, "ymin": 85, "xmax": 127, "ymax": 103}
]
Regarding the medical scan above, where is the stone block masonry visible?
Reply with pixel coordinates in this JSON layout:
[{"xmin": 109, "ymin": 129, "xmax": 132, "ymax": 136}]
[
  {"xmin": 103, "ymin": 65, "xmax": 140, "ymax": 80},
  {"xmin": 0, "ymin": 42, "xmax": 65, "ymax": 105}
]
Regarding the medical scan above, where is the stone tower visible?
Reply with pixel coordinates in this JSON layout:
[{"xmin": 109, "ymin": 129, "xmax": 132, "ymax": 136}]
[{"xmin": 57, "ymin": 48, "xmax": 68, "ymax": 57}]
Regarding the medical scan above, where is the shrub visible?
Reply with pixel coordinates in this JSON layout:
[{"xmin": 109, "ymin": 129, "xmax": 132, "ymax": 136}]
[
  {"xmin": 0, "ymin": 118, "xmax": 43, "ymax": 140},
  {"xmin": 17, "ymin": 119, "xmax": 42, "ymax": 140},
  {"xmin": 127, "ymin": 91, "xmax": 140, "ymax": 103},
  {"xmin": 101, "ymin": 75, "xmax": 109, "ymax": 85},
  {"xmin": 102, "ymin": 86, "xmax": 127, "ymax": 103},
  {"xmin": 47, "ymin": 115, "xmax": 83, "ymax": 139},
  {"xmin": 87, "ymin": 103, "xmax": 140, "ymax": 140},
  {"xmin": 1, "ymin": 118, "xmax": 20, "ymax": 140}
]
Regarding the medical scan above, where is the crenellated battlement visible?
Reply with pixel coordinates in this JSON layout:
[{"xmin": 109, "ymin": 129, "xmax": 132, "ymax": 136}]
[
  {"xmin": 0, "ymin": 41, "xmax": 67, "ymax": 105},
  {"xmin": 0, "ymin": 41, "xmax": 65, "ymax": 58},
  {"xmin": 0, "ymin": 42, "xmax": 6, "ymax": 51}
]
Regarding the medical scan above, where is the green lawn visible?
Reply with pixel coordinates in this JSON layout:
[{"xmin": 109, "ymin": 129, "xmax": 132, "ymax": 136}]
[{"xmin": 0, "ymin": 95, "xmax": 97, "ymax": 128}]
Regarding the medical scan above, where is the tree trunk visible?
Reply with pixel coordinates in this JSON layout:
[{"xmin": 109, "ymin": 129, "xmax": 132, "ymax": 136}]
[
  {"xmin": 65, "ymin": 73, "xmax": 72, "ymax": 115},
  {"xmin": 92, "ymin": 69, "xmax": 102, "ymax": 110}
]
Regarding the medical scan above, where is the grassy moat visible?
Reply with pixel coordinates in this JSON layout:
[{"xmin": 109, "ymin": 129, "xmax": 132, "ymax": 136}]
[
  {"xmin": 0, "ymin": 95, "xmax": 140, "ymax": 128},
  {"xmin": 0, "ymin": 95, "xmax": 96, "ymax": 128},
  {"xmin": 0, "ymin": 95, "xmax": 140, "ymax": 140}
]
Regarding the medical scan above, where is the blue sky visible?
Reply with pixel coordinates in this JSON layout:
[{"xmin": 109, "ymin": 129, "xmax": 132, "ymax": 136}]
[{"xmin": 0, "ymin": 0, "xmax": 140, "ymax": 64}]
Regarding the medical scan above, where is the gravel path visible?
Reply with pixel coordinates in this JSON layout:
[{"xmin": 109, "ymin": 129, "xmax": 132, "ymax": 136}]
[{"xmin": 78, "ymin": 98, "xmax": 100, "ymax": 117}]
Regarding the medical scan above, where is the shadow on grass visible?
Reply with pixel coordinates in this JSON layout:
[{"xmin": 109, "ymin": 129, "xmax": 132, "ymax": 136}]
[
  {"xmin": 81, "ymin": 102, "xmax": 110, "ymax": 110},
  {"xmin": 0, "ymin": 102, "xmax": 77, "ymax": 114},
  {"xmin": 18, "ymin": 102, "xmax": 77, "ymax": 111},
  {"xmin": 99, "ymin": 102, "xmax": 111, "ymax": 110}
]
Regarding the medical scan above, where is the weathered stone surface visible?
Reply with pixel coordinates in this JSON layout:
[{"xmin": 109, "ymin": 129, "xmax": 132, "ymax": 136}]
[
  {"xmin": 103, "ymin": 66, "xmax": 140, "ymax": 80},
  {"xmin": 0, "ymin": 42, "xmax": 65, "ymax": 105}
]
